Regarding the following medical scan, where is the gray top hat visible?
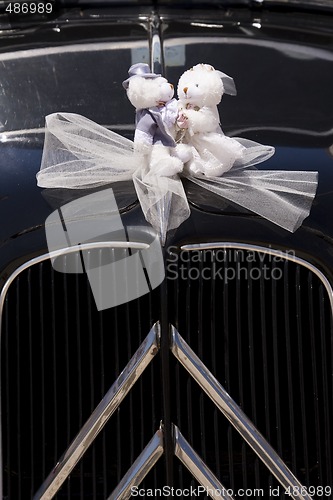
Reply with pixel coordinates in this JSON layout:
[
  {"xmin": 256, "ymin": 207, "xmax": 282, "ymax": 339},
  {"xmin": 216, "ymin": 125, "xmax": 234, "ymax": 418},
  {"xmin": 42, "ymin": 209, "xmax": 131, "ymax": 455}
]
[{"xmin": 122, "ymin": 63, "xmax": 161, "ymax": 89}]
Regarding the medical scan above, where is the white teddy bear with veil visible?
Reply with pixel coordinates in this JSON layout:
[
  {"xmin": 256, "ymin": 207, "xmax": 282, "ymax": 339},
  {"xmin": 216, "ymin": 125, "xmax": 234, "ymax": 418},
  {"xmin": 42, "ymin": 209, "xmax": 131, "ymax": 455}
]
[{"xmin": 176, "ymin": 63, "xmax": 274, "ymax": 177}]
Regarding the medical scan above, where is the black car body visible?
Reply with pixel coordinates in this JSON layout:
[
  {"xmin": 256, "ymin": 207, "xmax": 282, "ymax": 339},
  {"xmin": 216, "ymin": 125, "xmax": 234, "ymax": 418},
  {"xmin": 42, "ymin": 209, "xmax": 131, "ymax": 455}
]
[{"xmin": 0, "ymin": 1, "xmax": 332, "ymax": 498}]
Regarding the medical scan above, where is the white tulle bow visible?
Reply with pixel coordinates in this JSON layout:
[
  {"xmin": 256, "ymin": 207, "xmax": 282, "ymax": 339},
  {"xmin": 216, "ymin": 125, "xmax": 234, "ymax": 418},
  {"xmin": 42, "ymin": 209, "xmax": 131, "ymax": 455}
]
[{"xmin": 36, "ymin": 113, "xmax": 318, "ymax": 244}]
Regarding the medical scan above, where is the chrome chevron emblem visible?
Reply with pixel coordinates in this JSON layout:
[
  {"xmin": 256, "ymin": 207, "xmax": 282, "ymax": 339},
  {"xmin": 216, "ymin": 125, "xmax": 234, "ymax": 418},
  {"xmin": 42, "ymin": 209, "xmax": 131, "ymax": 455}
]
[
  {"xmin": 170, "ymin": 326, "xmax": 313, "ymax": 500},
  {"xmin": 108, "ymin": 425, "xmax": 233, "ymax": 500},
  {"xmin": 108, "ymin": 428, "xmax": 164, "ymax": 500},
  {"xmin": 33, "ymin": 322, "xmax": 312, "ymax": 500}
]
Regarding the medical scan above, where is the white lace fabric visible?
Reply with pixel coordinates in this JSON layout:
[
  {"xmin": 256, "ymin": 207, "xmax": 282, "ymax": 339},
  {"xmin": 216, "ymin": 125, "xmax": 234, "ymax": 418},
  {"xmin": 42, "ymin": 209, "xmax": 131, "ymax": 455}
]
[{"xmin": 37, "ymin": 113, "xmax": 318, "ymax": 242}]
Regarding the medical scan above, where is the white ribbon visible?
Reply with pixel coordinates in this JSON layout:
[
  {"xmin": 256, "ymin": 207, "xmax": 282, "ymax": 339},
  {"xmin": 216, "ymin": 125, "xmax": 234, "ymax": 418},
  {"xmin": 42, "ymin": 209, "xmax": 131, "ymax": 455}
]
[{"xmin": 37, "ymin": 113, "xmax": 318, "ymax": 243}]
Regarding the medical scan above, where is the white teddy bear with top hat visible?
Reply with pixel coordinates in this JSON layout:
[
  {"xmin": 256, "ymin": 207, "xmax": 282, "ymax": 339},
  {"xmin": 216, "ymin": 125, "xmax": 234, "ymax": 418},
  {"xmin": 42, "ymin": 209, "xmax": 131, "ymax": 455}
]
[
  {"xmin": 177, "ymin": 63, "xmax": 248, "ymax": 177},
  {"xmin": 123, "ymin": 63, "xmax": 184, "ymax": 177}
]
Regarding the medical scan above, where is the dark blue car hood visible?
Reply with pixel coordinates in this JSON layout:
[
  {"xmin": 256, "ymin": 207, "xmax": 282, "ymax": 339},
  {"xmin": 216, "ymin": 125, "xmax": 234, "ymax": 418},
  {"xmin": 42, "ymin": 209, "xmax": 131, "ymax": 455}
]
[{"xmin": 0, "ymin": 5, "xmax": 333, "ymax": 280}]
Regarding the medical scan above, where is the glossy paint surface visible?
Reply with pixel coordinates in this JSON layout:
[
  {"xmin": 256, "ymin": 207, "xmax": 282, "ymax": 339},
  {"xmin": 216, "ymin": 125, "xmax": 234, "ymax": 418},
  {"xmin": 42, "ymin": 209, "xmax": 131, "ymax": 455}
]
[{"xmin": 0, "ymin": 4, "xmax": 333, "ymax": 281}]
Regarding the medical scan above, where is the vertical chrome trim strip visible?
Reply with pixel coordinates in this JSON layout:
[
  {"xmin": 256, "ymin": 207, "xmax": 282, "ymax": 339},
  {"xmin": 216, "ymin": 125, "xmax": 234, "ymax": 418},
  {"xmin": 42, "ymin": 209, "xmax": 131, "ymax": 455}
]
[
  {"xmin": 151, "ymin": 33, "xmax": 162, "ymax": 72},
  {"xmin": 108, "ymin": 428, "xmax": 164, "ymax": 500},
  {"xmin": 149, "ymin": 13, "xmax": 163, "ymax": 74},
  {"xmin": 33, "ymin": 322, "xmax": 160, "ymax": 500},
  {"xmin": 170, "ymin": 327, "xmax": 313, "ymax": 500},
  {"xmin": 173, "ymin": 425, "xmax": 235, "ymax": 500},
  {"xmin": 180, "ymin": 242, "xmax": 333, "ymax": 313}
]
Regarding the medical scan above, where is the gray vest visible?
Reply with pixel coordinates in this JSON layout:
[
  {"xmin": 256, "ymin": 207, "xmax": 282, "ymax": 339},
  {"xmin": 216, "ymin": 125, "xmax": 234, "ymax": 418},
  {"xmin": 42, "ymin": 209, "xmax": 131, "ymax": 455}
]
[{"xmin": 135, "ymin": 107, "xmax": 176, "ymax": 148}]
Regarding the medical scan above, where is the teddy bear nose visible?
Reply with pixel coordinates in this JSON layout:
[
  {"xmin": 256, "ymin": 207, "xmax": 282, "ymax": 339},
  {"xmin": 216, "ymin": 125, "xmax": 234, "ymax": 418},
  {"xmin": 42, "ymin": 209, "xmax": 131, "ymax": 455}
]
[
  {"xmin": 183, "ymin": 87, "xmax": 188, "ymax": 94},
  {"xmin": 170, "ymin": 83, "xmax": 174, "ymax": 89}
]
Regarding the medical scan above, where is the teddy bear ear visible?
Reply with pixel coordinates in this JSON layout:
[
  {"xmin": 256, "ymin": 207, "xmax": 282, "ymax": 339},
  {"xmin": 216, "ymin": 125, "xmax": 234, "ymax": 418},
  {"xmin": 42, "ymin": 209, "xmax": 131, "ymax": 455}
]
[{"xmin": 216, "ymin": 70, "xmax": 237, "ymax": 96}]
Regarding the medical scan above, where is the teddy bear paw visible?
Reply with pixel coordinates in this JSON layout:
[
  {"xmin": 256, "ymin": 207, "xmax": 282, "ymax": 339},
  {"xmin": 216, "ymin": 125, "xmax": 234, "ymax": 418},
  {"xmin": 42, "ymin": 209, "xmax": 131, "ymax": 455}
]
[{"xmin": 175, "ymin": 144, "xmax": 193, "ymax": 164}]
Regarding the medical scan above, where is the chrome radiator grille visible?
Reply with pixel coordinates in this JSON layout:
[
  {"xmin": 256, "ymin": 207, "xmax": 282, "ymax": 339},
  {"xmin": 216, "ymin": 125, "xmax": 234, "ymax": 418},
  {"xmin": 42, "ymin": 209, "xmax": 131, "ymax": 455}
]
[
  {"xmin": 1, "ymin": 259, "xmax": 163, "ymax": 498},
  {"xmin": 1, "ymin": 246, "xmax": 333, "ymax": 498},
  {"xmin": 169, "ymin": 248, "xmax": 333, "ymax": 495}
]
